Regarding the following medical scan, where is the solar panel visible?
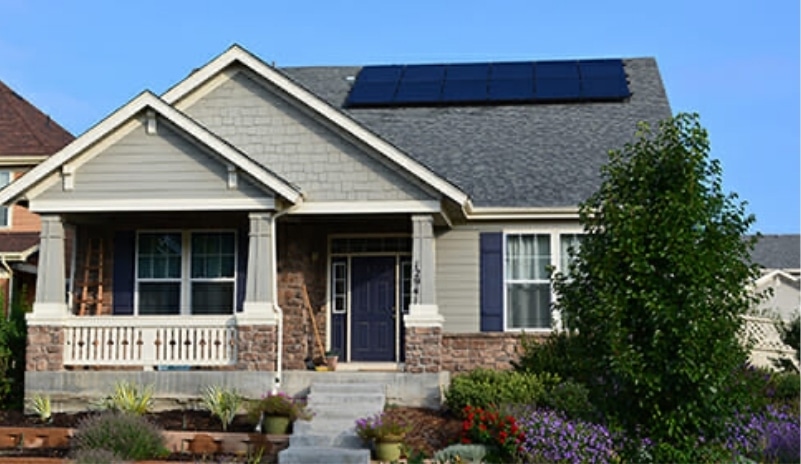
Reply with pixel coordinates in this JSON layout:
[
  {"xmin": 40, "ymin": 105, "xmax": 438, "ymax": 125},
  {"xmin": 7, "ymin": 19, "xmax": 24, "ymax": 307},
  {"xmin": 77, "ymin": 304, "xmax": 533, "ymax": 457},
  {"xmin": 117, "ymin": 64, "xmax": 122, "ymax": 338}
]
[
  {"xmin": 402, "ymin": 64, "xmax": 446, "ymax": 82},
  {"xmin": 344, "ymin": 58, "xmax": 630, "ymax": 107},
  {"xmin": 357, "ymin": 65, "xmax": 404, "ymax": 82},
  {"xmin": 446, "ymin": 63, "xmax": 490, "ymax": 80},
  {"xmin": 581, "ymin": 78, "xmax": 630, "ymax": 100},
  {"xmin": 489, "ymin": 79, "xmax": 534, "ymax": 101},
  {"xmin": 442, "ymin": 80, "xmax": 488, "ymax": 102},
  {"xmin": 535, "ymin": 78, "xmax": 581, "ymax": 100},
  {"xmin": 491, "ymin": 62, "xmax": 534, "ymax": 80},
  {"xmin": 535, "ymin": 61, "xmax": 579, "ymax": 79},
  {"xmin": 394, "ymin": 80, "xmax": 443, "ymax": 103},
  {"xmin": 345, "ymin": 81, "xmax": 398, "ymax": 106},
  {"xmin": 578, "ymin": 59, "xmax": 625, "ymax": 78}
]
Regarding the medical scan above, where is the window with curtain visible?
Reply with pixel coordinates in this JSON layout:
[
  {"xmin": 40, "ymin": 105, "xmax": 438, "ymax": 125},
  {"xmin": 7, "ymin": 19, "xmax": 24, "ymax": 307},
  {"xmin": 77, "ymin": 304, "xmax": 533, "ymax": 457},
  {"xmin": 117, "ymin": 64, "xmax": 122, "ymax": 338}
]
[
  {"xmin": 0, "ymin": 171, "xmax": 10, "ymax": 227},
  {"xmin": 505, "ymin": 233, "xmax": 551, "ymax": 329},
  {"xmin": 560, "ymin": 233, "xmax": 584, "ymax": 273},
  {"xmin": 136, "ymin": 231, "xmax": 236, "ymax": 315}
]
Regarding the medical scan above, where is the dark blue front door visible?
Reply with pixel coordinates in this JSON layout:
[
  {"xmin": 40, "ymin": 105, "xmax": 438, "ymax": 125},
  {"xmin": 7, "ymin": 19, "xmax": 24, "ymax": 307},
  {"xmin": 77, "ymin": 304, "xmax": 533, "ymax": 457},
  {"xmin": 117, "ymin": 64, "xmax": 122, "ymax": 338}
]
[{"xmin": 350, "ymin": 257, "xmax": 396, "ymax": 361}]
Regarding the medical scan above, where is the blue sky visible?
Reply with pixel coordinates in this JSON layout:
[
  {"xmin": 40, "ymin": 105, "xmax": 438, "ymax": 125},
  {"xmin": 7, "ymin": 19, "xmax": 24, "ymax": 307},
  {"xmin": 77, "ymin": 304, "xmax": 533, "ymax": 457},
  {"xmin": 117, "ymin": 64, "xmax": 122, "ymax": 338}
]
[{"xmin": 0, "ymin": 1, "xmax": 797, "ymax": 233}]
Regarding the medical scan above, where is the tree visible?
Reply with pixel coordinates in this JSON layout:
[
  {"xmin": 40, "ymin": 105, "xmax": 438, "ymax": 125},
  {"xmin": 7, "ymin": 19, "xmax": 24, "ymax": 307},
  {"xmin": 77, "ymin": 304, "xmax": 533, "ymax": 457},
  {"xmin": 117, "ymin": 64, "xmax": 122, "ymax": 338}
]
[{"xmin": 553, "ymin": 113, "xmax": 763, "ymax": 459}]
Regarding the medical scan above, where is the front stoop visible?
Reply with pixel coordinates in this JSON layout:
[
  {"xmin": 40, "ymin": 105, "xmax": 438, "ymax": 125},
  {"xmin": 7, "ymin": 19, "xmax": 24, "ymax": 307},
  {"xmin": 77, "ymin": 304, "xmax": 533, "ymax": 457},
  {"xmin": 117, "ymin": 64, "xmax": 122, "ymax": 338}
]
[{"xmin": 278, "ymin": 383, "xmax": 385, "ymax": 464}]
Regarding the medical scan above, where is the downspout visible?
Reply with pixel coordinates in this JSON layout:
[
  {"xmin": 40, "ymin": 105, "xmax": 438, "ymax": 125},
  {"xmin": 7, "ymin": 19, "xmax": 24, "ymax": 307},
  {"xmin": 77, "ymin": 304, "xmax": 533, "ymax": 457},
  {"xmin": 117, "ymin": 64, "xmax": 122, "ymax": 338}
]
[
  {"xmin": 270, "ymin": 204, "xmax": 301, "ymax": 394},
  {"xmin": 1, "ymin": 257, "xmax": 12, "ymax": 319}
]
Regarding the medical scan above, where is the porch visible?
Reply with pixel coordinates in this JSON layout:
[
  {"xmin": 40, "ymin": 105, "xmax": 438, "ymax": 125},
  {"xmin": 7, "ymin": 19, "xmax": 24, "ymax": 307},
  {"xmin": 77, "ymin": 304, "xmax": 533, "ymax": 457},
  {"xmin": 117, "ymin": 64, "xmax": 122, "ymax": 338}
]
[{"xmin": 26, "ymin": 211, "xmax": 445, "ymax": 374}]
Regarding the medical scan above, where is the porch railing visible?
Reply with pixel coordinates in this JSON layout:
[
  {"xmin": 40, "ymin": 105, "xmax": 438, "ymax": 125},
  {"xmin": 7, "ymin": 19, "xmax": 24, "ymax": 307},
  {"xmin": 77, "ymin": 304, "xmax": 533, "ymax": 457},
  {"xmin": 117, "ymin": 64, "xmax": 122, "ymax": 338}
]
[
  {"xmin": 741, "ymin": 315, "xmax": 798, "ymax": 371},
  {"xmin": 62, "ymin": 316, "xmax": 238, "ymax": 369}
]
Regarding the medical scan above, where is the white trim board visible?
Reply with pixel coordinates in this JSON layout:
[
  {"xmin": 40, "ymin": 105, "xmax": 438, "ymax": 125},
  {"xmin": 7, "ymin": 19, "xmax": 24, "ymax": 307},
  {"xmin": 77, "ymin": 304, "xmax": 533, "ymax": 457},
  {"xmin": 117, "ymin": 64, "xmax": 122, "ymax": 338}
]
[
  {"xmin": 30, "ymin": 197, "xmax": 275, "ymax": 213},
  {"xmin": 290, "ymin": 200, "xmax": 440, "ymax": 215}
]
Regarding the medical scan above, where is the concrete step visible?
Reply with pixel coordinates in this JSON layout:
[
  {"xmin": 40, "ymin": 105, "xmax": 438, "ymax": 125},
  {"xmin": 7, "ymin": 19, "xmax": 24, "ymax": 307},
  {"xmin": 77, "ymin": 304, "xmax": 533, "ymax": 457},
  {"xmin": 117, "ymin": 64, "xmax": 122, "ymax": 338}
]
[
  {"xmin": 294, "ymin": 418, "xmax": 359, "ymax": 435},
  {"xmin": 306, "ymin": 404, "xmax": 384, "ymax": 420},
  {"xmin": 289, "ymin": 432, "xmax": 364, "ymax": 449},
  {"xmin": 309, "ymin": 383, "xmax": 385, "ymax": 395},
  {"xmin": 278, "ymin": 445, "xmax": 370, "ymax": 464},
  {"xmin": 308, "ymin": 393, "xmax": 386, "ymax": 407}
]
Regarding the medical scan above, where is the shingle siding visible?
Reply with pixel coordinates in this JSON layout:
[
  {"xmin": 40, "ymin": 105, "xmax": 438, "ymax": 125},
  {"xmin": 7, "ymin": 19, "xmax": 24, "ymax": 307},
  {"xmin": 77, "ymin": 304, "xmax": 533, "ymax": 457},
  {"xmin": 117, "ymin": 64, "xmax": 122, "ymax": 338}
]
[{"xmin": 184, "ymin": 69, "xmax": 436, "ymax": 203}]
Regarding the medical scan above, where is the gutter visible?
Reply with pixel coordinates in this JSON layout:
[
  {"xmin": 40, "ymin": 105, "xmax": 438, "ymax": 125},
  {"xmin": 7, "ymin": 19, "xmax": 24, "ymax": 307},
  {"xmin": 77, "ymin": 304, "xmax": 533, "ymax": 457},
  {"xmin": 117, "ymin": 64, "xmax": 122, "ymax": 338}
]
[
  {"xmin": 269, "ymin": 202, "xmax": 302, "ymax": 394},
  {"xmin": 0, "ymin": 257, "xmax": 13, "ymax": 319},
  {"xmin": 463, "ymin": 204, "xmax": 580, "ymax": 221}
]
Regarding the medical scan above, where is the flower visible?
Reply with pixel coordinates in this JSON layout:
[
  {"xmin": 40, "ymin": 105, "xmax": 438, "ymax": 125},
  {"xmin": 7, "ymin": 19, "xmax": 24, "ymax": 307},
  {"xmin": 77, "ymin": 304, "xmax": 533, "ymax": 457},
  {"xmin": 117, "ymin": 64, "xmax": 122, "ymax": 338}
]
[
  {"xmin": 355, "ymin": 412, "xmax": 411, "ymax": 443},
  {"xmin": 248, "ymin": 392, "xmax": 312, "ymax": 422}
]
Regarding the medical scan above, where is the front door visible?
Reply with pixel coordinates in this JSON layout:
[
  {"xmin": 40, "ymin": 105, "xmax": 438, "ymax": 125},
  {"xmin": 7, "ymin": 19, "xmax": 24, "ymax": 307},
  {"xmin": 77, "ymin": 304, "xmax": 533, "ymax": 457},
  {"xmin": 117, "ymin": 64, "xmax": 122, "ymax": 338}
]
[{"xmin": 350, "ymin": 256, "xmax": 396, "ymax": 361}]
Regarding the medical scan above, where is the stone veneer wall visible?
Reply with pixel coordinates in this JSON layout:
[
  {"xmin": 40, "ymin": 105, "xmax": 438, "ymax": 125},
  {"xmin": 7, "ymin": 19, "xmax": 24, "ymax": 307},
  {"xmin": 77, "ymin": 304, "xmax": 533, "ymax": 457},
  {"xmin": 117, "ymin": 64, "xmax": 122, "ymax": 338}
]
[
  {"xmin": 404, "ymin": 326, "xmax": 443, "ymax": 373},
  {"xmin": 235, "ymin": 325, "xmax": 277, "ymax": 370},
  {"xmin": 26, "ymin": 326, "xmax": 64, "ymax": 371},
  {"xmin": 440, "ymin": 332, "xmax": 547, "ymax": 373},
  {"xmin": 277, "ymin": 223, "xmax": 328, "ymax": 370}
]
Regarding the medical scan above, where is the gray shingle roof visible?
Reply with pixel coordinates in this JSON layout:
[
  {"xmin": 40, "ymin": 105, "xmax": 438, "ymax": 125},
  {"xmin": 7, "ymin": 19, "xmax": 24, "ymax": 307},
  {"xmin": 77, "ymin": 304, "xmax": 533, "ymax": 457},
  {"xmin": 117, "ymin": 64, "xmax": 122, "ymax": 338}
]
[
  {"xmin": 751, "ymin": 234, "xmax": 801, "ymax": 270},
  {"xmin": 282, "ymin": 58, "xmax": 672, "ymax": 208}
]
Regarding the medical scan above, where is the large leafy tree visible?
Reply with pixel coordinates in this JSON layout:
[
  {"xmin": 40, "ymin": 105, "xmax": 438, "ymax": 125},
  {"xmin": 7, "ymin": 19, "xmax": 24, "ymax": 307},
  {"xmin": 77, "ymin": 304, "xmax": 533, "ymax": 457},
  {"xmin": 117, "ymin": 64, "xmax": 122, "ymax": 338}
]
[{"xmin": 553, "ymin": 113, "xmax": 762, "ymax": 459}]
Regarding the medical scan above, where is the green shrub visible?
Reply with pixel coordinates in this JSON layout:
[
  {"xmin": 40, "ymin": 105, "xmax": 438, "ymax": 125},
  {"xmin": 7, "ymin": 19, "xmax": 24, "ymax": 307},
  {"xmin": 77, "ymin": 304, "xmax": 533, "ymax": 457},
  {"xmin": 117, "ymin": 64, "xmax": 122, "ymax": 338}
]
[
  {"xmin": 200, "ymin": 385, "xmax": 243, "ymax": 431},
  {"xmin": 72, "ymin": 410, "xmax": 168, "ymax": 461},
  {"xmin": 444, "ymin": 368, "xmax": 559, "ymax": 415},
  {"xmin": 98, "ymin": 381, "xmax": 154, "ymax": 415},
  {"xmin": 771, "ymin": 372, "xmax": 800, "ymax": 407},
  {"xmin": 72, "ymin": 448, "xmax": 129, "ymax": 464},
  {"xmin": 0, "ymin": 292, "xmax": 27, "ymax": 409},
  {"xmin": 434, "ymin": 443, "xmax": 488, "ymax": 463},
  {"xmin": 512, "ymin": 331, "xmax": 588, "ymax": 382},
  {"xmin": 541, "ymin": 380, "xmax": 596, "ymax": 421}
]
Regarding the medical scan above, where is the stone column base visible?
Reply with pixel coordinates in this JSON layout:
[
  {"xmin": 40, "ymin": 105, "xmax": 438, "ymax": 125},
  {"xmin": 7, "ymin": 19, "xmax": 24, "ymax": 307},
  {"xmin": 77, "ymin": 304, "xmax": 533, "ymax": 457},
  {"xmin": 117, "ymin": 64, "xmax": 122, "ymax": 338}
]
[
  {"xmin": 236, "ymin": 325, "xmax": 277, "ymax": 371},
  {"xmin": 26, "ymin": 325, "xmax": 64, "ymax": 371},
  {"xmin": 404, "ymin": 326, "xmax": 442, "ymax": 373}
]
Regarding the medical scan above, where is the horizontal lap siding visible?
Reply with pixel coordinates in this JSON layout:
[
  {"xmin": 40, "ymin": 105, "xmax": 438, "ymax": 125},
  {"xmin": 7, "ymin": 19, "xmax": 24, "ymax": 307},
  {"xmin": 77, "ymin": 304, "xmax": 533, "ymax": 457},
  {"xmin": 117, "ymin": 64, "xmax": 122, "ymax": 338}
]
[
  {"xmin": 184, "ymin": 69, "xmax": 436, "ymax": 203},
  {"xmin": 37, "ymin": 121, "xmax": 270, "ymax": 201},
  {"xmin": 436, "ymin": 228, "xmax": 480, "ymax": 332}
]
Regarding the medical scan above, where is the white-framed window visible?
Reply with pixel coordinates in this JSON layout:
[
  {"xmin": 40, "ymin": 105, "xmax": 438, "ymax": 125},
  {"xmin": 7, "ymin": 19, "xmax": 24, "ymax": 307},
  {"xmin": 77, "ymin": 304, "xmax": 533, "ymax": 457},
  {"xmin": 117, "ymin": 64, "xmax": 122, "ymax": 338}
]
[
  {"xmin": 505, "ymin": 233, "xmax": 552, "ymax": 329},
  {"xmin": 503, "ymin": 231, "xmax": 584, "ymax": 330},
  {"xmin": 136, "ymin": 230, "xmax": 236, "ymax": 315},
  {"xmin": 0, "ymin": 171, "xmax": 10, "ymax": 228}
]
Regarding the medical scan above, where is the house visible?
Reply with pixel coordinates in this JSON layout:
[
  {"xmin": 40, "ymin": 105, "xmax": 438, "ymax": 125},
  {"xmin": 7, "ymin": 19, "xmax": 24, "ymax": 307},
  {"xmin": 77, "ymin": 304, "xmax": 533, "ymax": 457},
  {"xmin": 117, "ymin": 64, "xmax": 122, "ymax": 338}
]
[
  {"xmin": 0, "ymin": 80, "xmax": 73, "ymax": 316},
  {"xmin": 750, "ymin": 234, "xmax": 800, "ymax": 322},
  {"xmin": 0, "ymin": 45, "xmax": 671, "ymax": 407}
]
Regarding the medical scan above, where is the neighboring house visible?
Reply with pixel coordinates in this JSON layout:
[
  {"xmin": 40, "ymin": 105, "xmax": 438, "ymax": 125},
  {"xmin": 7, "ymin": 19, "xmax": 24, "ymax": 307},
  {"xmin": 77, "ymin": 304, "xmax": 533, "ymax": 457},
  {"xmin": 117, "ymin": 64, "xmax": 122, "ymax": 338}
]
[
  {"xmin": 0, "ymin": 80, "xmax": 73, "ymax": 316},
  {"xmin": 0, "ymin": 45, "xmax": 672, "ymax": 405},
  {"xmin": 750, "ymin": 234, "xmax": 800, "ymax": 322}
]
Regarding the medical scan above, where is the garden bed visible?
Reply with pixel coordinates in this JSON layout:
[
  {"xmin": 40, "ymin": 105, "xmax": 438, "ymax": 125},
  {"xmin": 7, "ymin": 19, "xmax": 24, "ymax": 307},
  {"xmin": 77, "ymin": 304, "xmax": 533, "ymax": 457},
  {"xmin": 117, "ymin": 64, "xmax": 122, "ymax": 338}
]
[{"xmin": 0, "ymin": 407, "xmax": 462, "ymax": 463}]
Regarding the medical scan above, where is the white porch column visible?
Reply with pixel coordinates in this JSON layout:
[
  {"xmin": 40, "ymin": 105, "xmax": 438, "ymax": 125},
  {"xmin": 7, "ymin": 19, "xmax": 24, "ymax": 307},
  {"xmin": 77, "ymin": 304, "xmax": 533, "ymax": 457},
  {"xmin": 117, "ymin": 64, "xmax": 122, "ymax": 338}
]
[
  {"xmin": 405, "ymin": 214, "xmax": 443, "ymax": 327},
  {"xmin": 239, "ymin": 212, "xmax": 277, "ymax": 324},
  {"xmin": 30, "ymin": 214, "xmax": 69, "ymax": 320}
]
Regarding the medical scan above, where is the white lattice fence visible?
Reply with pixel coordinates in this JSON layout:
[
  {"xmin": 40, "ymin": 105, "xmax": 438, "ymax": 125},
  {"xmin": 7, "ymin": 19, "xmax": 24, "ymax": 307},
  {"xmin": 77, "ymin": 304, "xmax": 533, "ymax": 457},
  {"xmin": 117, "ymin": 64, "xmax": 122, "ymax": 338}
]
[
  {"xmin": 741, "ymin": 315, "xmax": 798, "ymax": 370},
  {"xmin": 63, "ymin": 316, "xmax": 238, "ymax": 368}
]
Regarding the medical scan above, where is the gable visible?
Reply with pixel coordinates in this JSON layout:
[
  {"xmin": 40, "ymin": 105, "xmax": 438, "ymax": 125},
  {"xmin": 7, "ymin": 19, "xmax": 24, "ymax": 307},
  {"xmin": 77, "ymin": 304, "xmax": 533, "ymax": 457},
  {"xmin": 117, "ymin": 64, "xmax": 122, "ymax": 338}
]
[
  {"xmin": 180, "ymin": 67, "xmax": 440, "ymax": 205},
  {"xmin": 32, "ymin": 115, "xmax": 274, "ymax": 211}
]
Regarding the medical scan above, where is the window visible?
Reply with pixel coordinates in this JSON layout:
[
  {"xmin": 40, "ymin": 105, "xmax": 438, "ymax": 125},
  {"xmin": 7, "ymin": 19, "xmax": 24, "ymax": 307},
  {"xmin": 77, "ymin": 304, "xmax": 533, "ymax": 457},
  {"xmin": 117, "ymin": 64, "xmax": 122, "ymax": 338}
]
[
  {"xmin": 0, "ymin": 171, "xmax": 10, "ymax": 227},
  {"xmin": 505, "ymin": 234, "xmax": 551, "ymax": 329},
  {"xmin": 136, "ymin": 231, "xmax": 236, "ymax": 315},
  {"xmin": 560, "ymin": 233, "xmax": 583, "ymax": 272}
]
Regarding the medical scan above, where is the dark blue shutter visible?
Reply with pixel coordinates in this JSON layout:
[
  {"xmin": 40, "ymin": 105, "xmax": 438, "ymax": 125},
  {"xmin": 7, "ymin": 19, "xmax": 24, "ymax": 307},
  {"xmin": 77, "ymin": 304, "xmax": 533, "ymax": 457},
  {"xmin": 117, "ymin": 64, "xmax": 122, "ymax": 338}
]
[
  {"xmin": 236, "ymin": 227, "xmax": 248, "ymax": 313},
  {"xmin": 480, "ymin": 232, "xmax": 503, "ymax": 331},
  {"xmin": 112, "ymin": 231, "xmax": 135, "ymax": 315}
]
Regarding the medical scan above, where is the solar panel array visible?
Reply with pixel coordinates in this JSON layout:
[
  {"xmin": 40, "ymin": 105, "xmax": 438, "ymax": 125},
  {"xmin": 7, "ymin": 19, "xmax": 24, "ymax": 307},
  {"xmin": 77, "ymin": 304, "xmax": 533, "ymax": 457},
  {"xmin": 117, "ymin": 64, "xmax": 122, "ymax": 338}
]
[{"xmin": 345, "ymin": 59, "xmax": 630, "ymax": 108}]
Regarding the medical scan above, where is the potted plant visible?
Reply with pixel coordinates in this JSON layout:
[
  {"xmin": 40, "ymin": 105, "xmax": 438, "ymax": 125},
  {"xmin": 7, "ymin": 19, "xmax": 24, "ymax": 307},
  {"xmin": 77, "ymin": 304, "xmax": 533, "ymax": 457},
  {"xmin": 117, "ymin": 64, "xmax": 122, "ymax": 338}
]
[
  {"xmin": 355, "ymin": 412, "xmax": 411, "ymax": 462},
  {"xmin": 325, "ymin": 349, "xmax": 339, "ymax": 371},
  {"xmin": 248, "ymin": 392, "xmax": 312, "ymax": 434}
]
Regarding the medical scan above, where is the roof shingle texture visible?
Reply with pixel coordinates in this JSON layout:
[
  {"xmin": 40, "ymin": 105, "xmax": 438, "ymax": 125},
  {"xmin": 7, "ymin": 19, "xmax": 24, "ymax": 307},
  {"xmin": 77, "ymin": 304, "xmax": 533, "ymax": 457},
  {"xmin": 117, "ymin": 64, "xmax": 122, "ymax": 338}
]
[
  {"xmin": 282, "ymin": 58, "xmax": 672, "ymax": 208},
  {"xmin": 0, "ymin": 231, "xmax": 39, "ymax": 255},
  {"xmin": 751, "ymin": 234, "xmax": 801, "ymax": 270},
  {"xmin": 0, "ymin": 80, "xmax": 73, "ymax": 156}
]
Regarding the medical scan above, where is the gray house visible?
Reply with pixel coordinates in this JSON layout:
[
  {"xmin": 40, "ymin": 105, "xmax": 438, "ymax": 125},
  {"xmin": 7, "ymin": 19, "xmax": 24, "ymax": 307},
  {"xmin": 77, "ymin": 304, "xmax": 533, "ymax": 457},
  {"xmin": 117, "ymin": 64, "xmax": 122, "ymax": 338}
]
[
  {"xmin": 0, "ymin": 45, "xmax": 671, "ymax": 404},
  {"xmin": 750, "ymin": 234, "xmax": 800, "ymax": 322}
]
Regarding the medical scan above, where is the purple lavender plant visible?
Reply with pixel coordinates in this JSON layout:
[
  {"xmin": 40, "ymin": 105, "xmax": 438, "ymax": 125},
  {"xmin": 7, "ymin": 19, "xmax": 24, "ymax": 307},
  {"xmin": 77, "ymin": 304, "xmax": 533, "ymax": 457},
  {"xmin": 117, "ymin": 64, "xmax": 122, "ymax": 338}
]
[
  {"xmin": 726, "ymin": 405, "xmax": 800, "ymax": 463},
  {"xmin": 516, "ymin": 408, "xmax": 619, "ymax": 464}
]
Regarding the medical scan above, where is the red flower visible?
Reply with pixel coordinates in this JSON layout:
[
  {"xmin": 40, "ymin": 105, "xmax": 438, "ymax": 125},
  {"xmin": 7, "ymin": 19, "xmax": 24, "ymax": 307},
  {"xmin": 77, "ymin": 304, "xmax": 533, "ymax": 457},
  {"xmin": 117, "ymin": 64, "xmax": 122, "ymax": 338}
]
[
  {"xmin": 461, "ymin": 437, "xmax": 471, "ymax": 444},
  {"xmin": 499, "ymin": 431, "xmax": 508, "ymax": 442},
  {"xmin": 479, "ymin": 423, "xmax": 487, "ymax": 432}
]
